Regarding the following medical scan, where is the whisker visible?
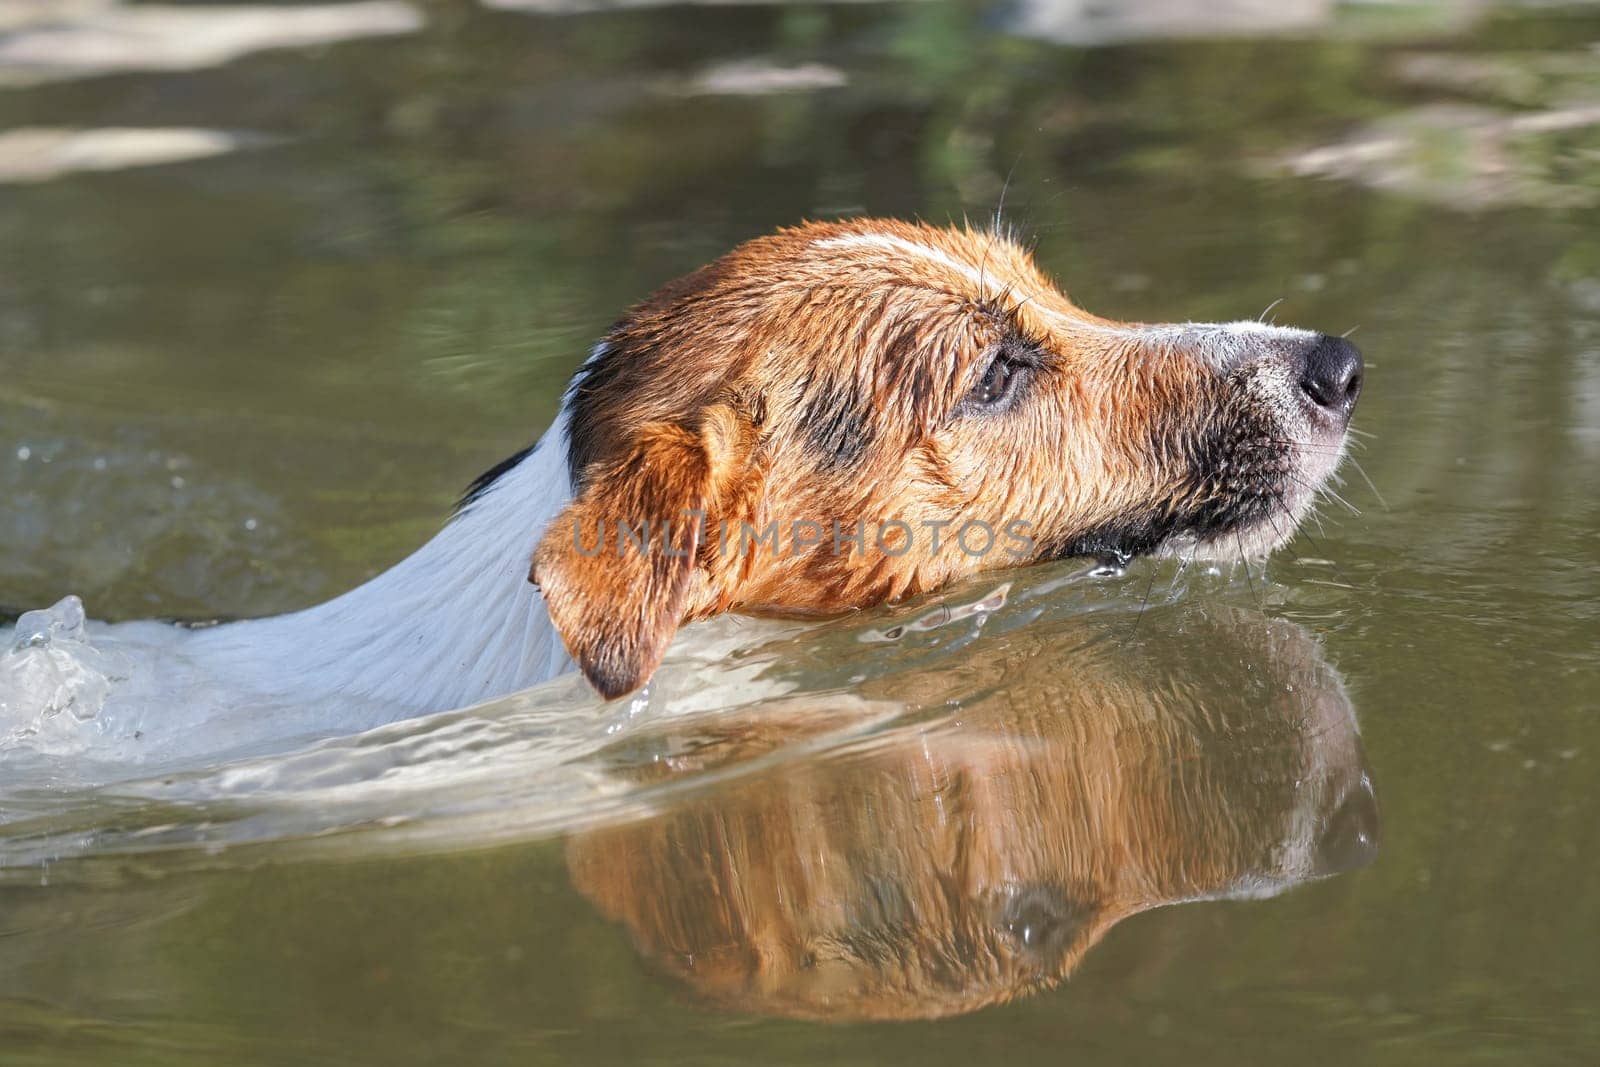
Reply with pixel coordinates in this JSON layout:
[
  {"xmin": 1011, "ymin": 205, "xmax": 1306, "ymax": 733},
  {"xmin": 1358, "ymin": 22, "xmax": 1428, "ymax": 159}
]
[
  {"xmin": 1003, "ymin": 286, "xmax": 1041, "ymax": 317},
  {"xmin": 1312, "ymin": 510, "xmax": 1329, "ymax": 538},
  {"xmin": 1347, "ymin": 456, "xmax": 1388, "ymax": 509},
  {"xmin": 1234, "ymin": 441, "xmax": 1353, "ymax": 458},
  {"xmin": 1127, "ymin": 558, "xmax": 1163, "ymax": 640},
  {"xmin": 995, "ymin": 152, "xmax": 1022, "ymax": 237},
  {"xmin": 1269, "ymin": 486, "xmax": 1356, "ymax": 587},
  {"xmin": 1317, "ymin": 482, "xmax": 1361, "ymax": 517},
  {"xmin": 976, "ymin": 225, "xmax": 996, "ymax": 307},
  {"xmin": 1236, "ymin": 533, "xmax": 1264, "ymax": 611},
  {"xmin": 1277, "ymin": 467, "xmax": 1359, "ymax": 518},
  {"xmin": 1259, "ymin": 297, "xmax": 1285, "ymax": 324},
  {"xmin": 1164, "ymin": 549, "xmax": 1194, "ymax": 603}
]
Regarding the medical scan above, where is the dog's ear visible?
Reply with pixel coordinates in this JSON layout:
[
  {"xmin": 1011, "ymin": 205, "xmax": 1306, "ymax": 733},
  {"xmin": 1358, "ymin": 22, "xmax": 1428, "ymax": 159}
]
[{"xmin": 531, "ymin": 405, "xmax": 753, "ymax": 700}]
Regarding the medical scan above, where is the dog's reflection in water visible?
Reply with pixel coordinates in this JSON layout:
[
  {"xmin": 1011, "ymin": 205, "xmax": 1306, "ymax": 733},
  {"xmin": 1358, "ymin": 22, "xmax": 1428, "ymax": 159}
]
[{"xmin": 566, "ymin": 606, "xmax": 1378, "ymax": 1021}]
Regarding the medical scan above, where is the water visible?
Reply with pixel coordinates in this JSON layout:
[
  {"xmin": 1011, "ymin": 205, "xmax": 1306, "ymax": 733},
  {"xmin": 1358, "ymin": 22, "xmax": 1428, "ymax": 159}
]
[
  {"xmin": 2, "ymin": 0, "xmax": 1598, "ymax": 1062},
  {"xmin": 0, "ymin": 596, "xmax": 127, "ymax": 743}
]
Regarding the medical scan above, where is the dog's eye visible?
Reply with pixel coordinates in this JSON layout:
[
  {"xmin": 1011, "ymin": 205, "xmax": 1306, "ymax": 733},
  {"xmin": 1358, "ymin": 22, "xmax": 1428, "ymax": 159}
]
[{"xmin": 966, "ymin": 356, "xmax": 1021, "ymax": 409}]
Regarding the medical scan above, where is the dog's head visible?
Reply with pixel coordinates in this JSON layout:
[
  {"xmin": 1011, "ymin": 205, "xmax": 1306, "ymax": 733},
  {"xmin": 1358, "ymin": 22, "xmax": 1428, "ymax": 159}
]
[{"xmin": 531, "ymin": 219, "xmax": 1363, "ymax": 697}]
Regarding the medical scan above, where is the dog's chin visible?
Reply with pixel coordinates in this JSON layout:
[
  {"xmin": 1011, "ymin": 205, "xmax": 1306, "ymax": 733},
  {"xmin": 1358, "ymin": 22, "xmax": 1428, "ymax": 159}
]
[
  {"xmin": 1160, "ymin": 427, "xmax": 1348, "ymax": 564},
  {"xmin": 1159, "ymin": 513, "xmax": 1302, "ymax": 565}
]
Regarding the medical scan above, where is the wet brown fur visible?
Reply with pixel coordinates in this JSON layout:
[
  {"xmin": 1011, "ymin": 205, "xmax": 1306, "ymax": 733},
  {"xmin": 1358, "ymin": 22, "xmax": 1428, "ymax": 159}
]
[{"xmin": 532, "ymin": 220, "xmax": 1297, "ymax": 698}]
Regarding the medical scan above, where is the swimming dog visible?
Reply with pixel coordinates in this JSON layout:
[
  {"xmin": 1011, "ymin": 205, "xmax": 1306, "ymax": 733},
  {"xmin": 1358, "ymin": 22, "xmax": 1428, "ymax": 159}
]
[{"xmin": 182, "ymin": 218, "xmax": 1362, "ymax": 712}]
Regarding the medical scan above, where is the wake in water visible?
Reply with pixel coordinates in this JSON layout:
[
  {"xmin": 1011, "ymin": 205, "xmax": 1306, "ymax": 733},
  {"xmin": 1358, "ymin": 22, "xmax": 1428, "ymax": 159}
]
[
  {"xmin": 0, "ymin": 596, "xmax": 128, "ymax": 748},
  {"xmin": 0, "ymin": 597, "xmax": 409, "ymax": 774},
  {"xmin": 0, "ymin": 558, "xmax": 1338, "ymax": 879}
]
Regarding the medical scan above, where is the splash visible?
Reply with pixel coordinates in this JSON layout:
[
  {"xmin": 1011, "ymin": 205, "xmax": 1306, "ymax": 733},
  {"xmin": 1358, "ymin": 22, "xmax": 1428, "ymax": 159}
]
[
  {"xmin": 0, "ymin": 555, "xmax": 1326, "ymax": 883},
  {"xmin": 0, "ymin": 595, "xmax": 131, "ymax": 748}
]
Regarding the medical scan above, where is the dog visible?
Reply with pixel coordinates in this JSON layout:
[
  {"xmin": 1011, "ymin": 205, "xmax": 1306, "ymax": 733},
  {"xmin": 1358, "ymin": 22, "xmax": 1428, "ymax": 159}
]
[
  {"xmin": 27, "ymin": 217, "xmax": 1361, "ymax": 723},
  {"xmin": 567, "ymin": 605, "xmax": 1378, "ymax": 1020}
]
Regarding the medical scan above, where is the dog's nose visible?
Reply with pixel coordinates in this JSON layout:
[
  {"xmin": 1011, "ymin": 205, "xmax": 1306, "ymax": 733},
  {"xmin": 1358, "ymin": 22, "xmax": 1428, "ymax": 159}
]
[
  {"xmin": 1311, "ymin": 772, "xmax": 1380, "ymax": 878},
  {"xmin": 1298, "ymin": 335, "xmax": 1364, "ymax": 421}
]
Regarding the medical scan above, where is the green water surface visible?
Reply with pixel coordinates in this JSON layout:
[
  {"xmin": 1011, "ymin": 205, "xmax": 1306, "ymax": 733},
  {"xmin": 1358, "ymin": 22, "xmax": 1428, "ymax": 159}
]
[{"xmin": 2, "ymin": 0, "xmax": 1598, "ymax": 1063}]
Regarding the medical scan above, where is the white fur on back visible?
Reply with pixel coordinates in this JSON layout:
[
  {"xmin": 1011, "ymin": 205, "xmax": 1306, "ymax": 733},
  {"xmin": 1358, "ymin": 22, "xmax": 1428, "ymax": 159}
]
[{"xmin": 187, "ymin": 411, "xmax": 574, "ymax": 714}]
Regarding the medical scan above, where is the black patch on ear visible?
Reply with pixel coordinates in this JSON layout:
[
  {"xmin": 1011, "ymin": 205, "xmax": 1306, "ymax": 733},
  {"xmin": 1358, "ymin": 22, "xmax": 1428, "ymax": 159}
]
[
  {"xmin": 800, "ymin": 375, "xmax": 873, "ymax": 469},
  {"xmin": 566, "ymin": 257, "xmax": 737, "ymax": 490},
  {"xmin": 456, "ymin": 438, "xmax": 539, "ymax": 513},
  {"xmin": 563, "ymin": 340, "xmax": 630, "ymax": 492}
]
